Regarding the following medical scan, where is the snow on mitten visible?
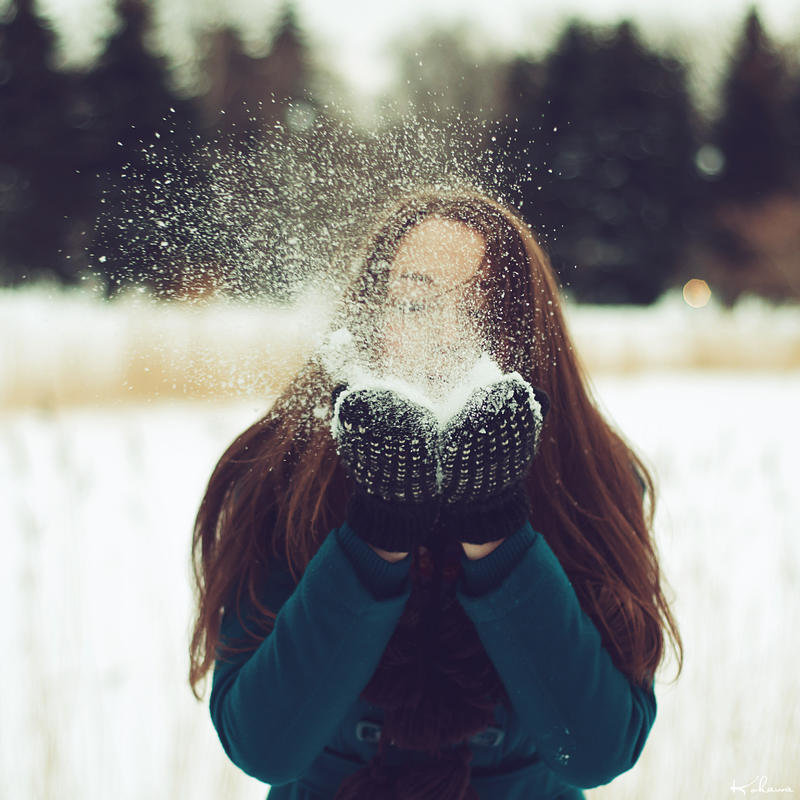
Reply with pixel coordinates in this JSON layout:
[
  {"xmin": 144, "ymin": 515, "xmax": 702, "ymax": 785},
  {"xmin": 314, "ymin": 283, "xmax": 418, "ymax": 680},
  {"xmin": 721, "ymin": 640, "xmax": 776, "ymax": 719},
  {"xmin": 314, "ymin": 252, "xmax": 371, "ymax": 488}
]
[
  {"xmin": 438, "ymin": 375, "xmax": 550, "ymax": 545},
  {"xmin": 331, "ymin": 384, "xmax": 441, "ymax": 553}
]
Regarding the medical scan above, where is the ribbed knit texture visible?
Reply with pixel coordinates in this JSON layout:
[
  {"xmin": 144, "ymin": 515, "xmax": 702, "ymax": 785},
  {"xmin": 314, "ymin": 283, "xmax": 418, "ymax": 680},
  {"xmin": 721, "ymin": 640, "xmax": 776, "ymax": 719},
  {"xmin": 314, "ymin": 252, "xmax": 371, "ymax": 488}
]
[
  {"xmin": 332, "ymin": 386, "xmax": 441, "ymax": 553},
  {"xmin": 335, "ymin": 521, "xmax": 413, "ymax": 598},
  {"xmin": 437, "ymin": 481, "xmax": 532, "ymax": 545},
  {"xmin": 458, "ymin": 523, "xmax": 539, "ymax": 596},
  {"xmin": 335, "ymin": 519, "xmax": 538, "ymax": 600},
  {"xmin": 345, "ymin": 489, "xmax": 441, "ymax": 552},
  {"xmin": 439, "ymin": 379, "xmax": 547, "ymax": 507}
]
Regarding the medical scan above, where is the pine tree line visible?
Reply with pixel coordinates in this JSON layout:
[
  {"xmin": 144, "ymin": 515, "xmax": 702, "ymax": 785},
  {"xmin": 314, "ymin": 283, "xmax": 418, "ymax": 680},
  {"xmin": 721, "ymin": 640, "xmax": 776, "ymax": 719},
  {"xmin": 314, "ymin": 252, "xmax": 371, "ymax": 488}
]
[{"xmin": 1, "ymin": 0, "xmax": 799, "ymax": 304}]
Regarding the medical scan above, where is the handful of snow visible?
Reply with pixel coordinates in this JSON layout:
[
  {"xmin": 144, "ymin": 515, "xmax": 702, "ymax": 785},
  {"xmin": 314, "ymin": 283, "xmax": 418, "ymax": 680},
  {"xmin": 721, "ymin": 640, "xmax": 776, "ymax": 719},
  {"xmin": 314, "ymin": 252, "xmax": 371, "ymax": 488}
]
[{"xmin": 317, "ymin": 325, "xmax": 544, "ymax": 436}]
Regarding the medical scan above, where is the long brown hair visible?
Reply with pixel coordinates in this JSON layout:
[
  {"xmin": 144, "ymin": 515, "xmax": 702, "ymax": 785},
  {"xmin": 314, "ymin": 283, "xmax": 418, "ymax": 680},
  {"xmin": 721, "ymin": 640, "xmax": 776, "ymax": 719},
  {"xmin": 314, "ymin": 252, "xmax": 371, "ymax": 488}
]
[{"xmin": 189, "ymin": 183, "xmax": 683, "ymax": 711}]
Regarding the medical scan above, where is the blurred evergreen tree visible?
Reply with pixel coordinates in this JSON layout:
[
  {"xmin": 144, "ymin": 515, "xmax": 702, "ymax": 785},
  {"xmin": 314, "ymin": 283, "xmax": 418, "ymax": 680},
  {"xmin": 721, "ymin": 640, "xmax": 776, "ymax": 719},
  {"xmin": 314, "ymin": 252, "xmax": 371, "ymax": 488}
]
[
  {"xmin": 198, "ymin": 25, "xmax": 268, "ymax": 139},
  {"xmin": 710, "ymin": 6, "xmax": 797, "ymax": 202},
  {"xmin": 492, "ymin": 48, "xmax": 557, "ymax": 248},
  {"xmin": 695, "ymin": 7, "xmax": 800, "ymax": 306},
  {"xmin": 198, "ymin": 1, "xmax": 319, "ymax": 138},
  {"xmin": 383, "ymin": 20, "xmax": 511, "ymax": 123},
  {"xmin": 497, "ymin": 19, "xmax": 701, "ymax": 304},
  {"xmin": 789, "ymin": 67, "xmax": 800, "ymax": 186},
  {"xmin": 266, "ymin": 2, "xmax": 316, "ymax": 113},
  {"xmin": 374, "ymin": 21, "xmax": 518, "ymax": 266},
  {"xmin": 82, "ymin": 0, "xmax": 203, "ymax": 298},
  {"xmin": 0, "ymin": 0, "xmax": 89, "ymax": 285},
  {"xmin": 194, "ymin": 0, "xmax": 328, "ymax": 303}
]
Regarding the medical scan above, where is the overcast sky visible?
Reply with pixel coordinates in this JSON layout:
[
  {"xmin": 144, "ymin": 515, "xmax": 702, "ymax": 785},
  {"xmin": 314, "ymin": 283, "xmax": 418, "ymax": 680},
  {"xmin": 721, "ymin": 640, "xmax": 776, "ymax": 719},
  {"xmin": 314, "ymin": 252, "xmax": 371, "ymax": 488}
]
[{"xmin": 17, "ymin": 0, "xmax": 800, "ymax": 118}]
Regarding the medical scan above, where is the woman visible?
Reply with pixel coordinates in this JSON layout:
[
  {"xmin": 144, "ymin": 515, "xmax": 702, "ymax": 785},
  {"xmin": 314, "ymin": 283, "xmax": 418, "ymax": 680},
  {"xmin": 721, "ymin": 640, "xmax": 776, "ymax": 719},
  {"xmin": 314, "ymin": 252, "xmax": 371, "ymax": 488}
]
[{"xmin": 188, "ymin": 185, "xmax": 683, "ymax": 799}]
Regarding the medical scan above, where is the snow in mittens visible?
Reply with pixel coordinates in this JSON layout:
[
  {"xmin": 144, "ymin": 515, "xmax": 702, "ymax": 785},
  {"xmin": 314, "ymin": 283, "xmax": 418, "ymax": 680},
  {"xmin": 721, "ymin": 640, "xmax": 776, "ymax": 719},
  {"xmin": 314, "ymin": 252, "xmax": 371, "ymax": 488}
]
[{"xmin": 317, "ymin": 325, "xmax": 544, "ymax": 442}]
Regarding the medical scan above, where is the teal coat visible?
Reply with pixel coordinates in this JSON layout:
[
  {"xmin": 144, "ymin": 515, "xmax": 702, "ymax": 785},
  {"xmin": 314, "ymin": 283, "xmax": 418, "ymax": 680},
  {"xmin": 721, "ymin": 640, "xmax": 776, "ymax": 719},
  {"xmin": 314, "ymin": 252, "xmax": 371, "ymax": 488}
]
[{"xmin": 210, "ymin": 519, "xmax": 657, "ymax": 799}]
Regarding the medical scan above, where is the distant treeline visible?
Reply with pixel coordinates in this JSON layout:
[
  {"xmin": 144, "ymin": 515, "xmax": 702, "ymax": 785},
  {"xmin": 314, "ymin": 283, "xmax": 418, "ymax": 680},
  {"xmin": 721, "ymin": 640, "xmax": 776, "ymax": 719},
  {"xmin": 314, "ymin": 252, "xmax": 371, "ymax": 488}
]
[{"xmin": 1, "ymin": 0, "xmax": 799, "ymax": 305}]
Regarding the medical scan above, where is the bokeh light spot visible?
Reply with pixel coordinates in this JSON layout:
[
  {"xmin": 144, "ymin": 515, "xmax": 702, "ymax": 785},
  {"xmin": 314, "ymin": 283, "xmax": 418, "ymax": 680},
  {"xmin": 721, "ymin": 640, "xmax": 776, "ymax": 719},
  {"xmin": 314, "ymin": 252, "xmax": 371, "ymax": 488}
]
[{"xmin": 683, "ymin": 278, "xmax": 711, "ymax": 308}]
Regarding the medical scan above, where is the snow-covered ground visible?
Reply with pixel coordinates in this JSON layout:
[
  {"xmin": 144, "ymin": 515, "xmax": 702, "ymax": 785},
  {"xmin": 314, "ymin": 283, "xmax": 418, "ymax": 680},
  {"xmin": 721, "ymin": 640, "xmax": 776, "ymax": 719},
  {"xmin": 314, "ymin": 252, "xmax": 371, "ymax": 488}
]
[{"xmin": 2, "ymin": 285, "xmax": 799, "ymax": 798}]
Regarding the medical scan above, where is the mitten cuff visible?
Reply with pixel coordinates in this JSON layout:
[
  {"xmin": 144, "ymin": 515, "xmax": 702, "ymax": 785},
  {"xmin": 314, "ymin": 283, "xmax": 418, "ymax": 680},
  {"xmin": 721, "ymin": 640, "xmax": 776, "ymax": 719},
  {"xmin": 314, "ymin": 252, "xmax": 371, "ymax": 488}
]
[
  {"xmin": 438, "ymin": 482, "xmax": 531, "ymax": 544},
  {"xmin": 346, "ymin": 490, "xmax": 441, "ymax": 552},
  {"xmin": 459, "ymin": 523, "xmax": 539, "ymax": 596},
  {"xmin": 335, "ymin": 523, "xmax": 413, "ymax": 598}
]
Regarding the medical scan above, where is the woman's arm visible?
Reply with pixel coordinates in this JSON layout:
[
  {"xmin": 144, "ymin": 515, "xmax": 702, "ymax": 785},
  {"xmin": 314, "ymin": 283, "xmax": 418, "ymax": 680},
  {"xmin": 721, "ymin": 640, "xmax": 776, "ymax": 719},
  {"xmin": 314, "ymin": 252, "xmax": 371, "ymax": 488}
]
[
  {"xmin": 209, "ymin": 524, "xmax": 412, "ymax": 786},
  {"xmin": 454, "ymin": 520, "xmax": 657, "ymax": 789}
]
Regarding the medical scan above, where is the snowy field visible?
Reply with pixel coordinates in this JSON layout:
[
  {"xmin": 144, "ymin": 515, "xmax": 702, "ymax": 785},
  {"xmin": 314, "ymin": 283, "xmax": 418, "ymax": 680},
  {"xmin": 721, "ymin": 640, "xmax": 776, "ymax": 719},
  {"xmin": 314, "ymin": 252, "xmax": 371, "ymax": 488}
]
[
  {"xmin": 3, "ymin": 283, "xmax": 800, "ymax": 409},
  {"xmin": 1, "ymin": 286, "xmax": 799, "ymax": 798}
]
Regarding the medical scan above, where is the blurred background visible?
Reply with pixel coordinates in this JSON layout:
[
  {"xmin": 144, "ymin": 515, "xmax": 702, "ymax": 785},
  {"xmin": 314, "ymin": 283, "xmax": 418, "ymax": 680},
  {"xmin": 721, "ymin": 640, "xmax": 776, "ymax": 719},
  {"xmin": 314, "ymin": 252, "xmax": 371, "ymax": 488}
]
[{"xmin": 1, "ymin": 0, "xmax": 798, "ymax": 798}]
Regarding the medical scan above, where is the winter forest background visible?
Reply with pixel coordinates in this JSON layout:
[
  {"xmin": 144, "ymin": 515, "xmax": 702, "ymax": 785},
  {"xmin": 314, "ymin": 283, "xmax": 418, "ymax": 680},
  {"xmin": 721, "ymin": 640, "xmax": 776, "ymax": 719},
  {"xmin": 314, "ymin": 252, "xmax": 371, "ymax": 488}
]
[
  {"xmin": 3, "ymin": 0, "xmax": 800, "ymax": 302},
  {"xmin": 1, "ymin": 0, "xmax": 799, "ymax": 797}
]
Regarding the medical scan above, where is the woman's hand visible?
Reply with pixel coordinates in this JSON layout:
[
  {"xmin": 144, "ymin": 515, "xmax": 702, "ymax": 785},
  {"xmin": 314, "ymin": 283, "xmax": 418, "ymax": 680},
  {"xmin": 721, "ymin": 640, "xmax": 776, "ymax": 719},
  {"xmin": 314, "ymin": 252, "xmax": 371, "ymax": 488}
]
[
  {"xmin": 439, "ymin": 375, "xmax": 549, "ymax": 506},
  {"xmin": 461, "ymin": 539, "xmax": 506, "ymax": 560},
  {"xmin": 437, "ymin": 374, "xmax": 551, "ymax": 545},
  {"xmin": 368, "ymin": 544, "xmax": 410, "ymax": 563},
  {"xmin": 331, "ymin": 384, "xmax": 441, "ymax": 553}
]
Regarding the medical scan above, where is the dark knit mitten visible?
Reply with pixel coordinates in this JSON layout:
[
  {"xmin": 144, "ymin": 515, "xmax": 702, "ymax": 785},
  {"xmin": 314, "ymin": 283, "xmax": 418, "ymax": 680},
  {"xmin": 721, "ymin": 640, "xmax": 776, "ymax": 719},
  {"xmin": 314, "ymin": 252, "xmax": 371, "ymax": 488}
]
[
  {"xmin": 331, "ymin": 383, "xmax": 441, "ymax": 552},
  {"xmin": 438, "ymin": 375, "xmax": 550, "ymax": 544}
]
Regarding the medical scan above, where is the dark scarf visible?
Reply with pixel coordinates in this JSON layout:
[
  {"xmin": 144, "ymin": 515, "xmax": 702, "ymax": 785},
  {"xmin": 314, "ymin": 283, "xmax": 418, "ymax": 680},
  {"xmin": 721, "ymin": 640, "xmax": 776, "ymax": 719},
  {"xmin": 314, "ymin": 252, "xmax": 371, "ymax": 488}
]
[{"xmin": 333, "ymin": 526, "xmax": 512, "ymax": 799}]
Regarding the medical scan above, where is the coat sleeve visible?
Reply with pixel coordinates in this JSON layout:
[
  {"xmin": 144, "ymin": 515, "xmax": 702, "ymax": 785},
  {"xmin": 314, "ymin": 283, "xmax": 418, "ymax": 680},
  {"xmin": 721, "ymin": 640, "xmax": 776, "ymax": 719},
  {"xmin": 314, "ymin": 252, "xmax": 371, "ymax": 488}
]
[
  {"xmin": 455, "ymin": 520, "xmax": 657, "ymax": 789},
  {"xmin": 209, "ymin": 522, "xmax": 413, "ymax": 786}
]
